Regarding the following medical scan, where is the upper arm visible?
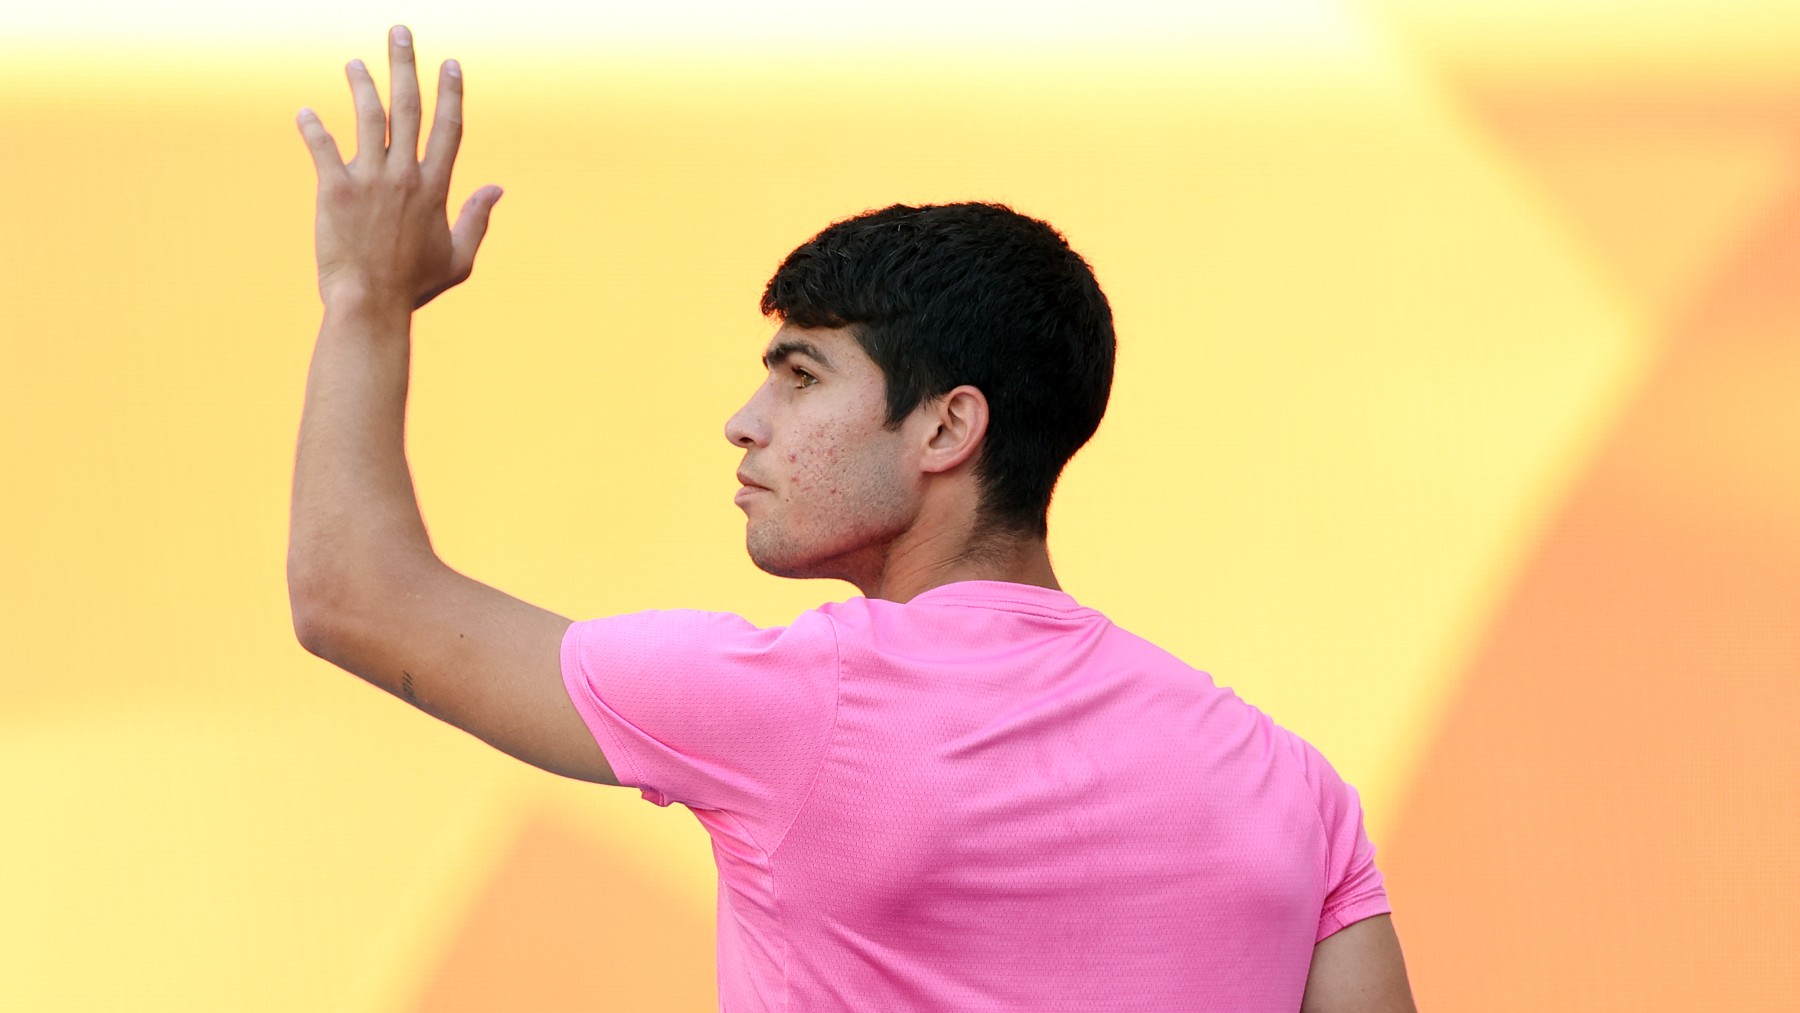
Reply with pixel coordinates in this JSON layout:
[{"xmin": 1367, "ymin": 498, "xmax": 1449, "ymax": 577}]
[
  {"xmin": 1300, "ymin": 914, "xmax": 1417, "ymax": 1013},
  {"xmin": 292, "ymin": 558, "xmax": 617, "ymax": 785}
]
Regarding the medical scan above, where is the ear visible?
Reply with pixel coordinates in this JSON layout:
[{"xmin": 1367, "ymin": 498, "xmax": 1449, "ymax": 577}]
[{"xmin": 916, "ymin": 385, "xmax": 989, "ymax": 475}]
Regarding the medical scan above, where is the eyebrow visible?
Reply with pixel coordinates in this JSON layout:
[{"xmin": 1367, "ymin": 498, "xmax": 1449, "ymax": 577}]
[{"xmin": 761, "ymin": 339, "xmax": 836, "ymax": 372}]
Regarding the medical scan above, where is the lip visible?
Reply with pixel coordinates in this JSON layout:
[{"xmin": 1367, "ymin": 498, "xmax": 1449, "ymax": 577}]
[{"xmin": 735, "ymin": 472, "xmax": 770, "ymax": 505}]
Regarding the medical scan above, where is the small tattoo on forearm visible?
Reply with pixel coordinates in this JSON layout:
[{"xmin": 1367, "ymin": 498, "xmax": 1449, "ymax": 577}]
[{"xmin": 401, "ymin": 670, "xmax": 418, "ymax": 705}]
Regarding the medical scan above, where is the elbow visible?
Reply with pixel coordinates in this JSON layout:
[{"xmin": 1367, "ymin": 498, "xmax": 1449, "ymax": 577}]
[
  {"xmin": 289, "ymin": 598, "xmax": 338, "ymax": 660},
  {"xmin": 287, "ymin": 550, "xmax": 443, "ymax": 662},
  {"xmin": 287, "ymin": 558, "xmax": 348, "ymax": 659}
]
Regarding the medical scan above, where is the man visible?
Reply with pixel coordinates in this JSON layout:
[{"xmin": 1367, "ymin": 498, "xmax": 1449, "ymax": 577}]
[{"xmin": 290, "ymin": 26, "xmax": 1417, "ymax": 1012}]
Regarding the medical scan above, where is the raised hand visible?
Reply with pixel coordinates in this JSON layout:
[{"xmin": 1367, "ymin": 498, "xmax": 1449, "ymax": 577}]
[{"xmin": 297, "ymin": 25, "xmax": 500, "ymax": 310}]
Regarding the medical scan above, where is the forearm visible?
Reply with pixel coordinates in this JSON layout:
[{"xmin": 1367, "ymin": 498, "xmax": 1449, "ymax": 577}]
[
  {"xmin": 288, "ymin": 289, "xmax": 443, "ymax": 642},
  {"xmin": 290, "ymin": 28, "xmax": 504, "ymax": 683}
]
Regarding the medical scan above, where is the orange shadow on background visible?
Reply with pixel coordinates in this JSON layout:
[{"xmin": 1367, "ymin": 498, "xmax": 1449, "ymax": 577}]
[{"xmin": 1384, "ymin": 84, "xmax": 1800, "ymax": 1009}]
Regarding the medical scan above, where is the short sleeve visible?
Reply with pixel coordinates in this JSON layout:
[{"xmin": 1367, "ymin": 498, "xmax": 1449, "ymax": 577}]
[
  {"xmin": 1292, "ymin": 734, "xmax": 1393, "ymax": 942},
  {"xmin": 560, "ymin": 609, "xmax": 841, "ymax": 851}
]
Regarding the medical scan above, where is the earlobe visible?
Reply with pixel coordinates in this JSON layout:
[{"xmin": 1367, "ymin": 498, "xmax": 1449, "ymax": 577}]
[{"xmin": 920, "ymin": 385, "xmax": 988, "ymax": 474}]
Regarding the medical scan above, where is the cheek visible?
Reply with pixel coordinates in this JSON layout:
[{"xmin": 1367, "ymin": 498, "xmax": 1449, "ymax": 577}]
[
  {"xmin": 778, "ymin": 381, "xmax": 898, "ymax": 503},
  {"xmin": 786, "ymin": 436, "xmax": 846, "ymax": 497}
]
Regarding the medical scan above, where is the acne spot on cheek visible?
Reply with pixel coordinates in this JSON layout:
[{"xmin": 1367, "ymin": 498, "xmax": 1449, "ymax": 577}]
[{"xmin": 787, "ymin": 452, "xmax": 797, "ymax": 463}]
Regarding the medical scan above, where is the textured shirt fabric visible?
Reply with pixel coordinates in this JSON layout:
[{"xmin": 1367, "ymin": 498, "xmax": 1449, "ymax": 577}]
[{"xmin": 561, "ymin": 581, "xmax": 1390, "ymax": 1012}]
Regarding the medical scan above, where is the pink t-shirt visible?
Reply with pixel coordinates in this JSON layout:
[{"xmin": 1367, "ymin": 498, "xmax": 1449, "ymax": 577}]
[{"xmin": 561, "ymin": 581, "xmax": 1389, "ymax": 1011}]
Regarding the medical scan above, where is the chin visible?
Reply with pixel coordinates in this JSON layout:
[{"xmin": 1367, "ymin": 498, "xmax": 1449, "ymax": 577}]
[
  {"xmin": 746, "ymin": 546, "xmax": 814, "ymax": 580},
  {"xmin": 744, "ymin": 527, "xmax": 813, "ymax": 580},
  {"xmin": 745, "ymin": 529, "xmax": 867, "ymax": 585}
]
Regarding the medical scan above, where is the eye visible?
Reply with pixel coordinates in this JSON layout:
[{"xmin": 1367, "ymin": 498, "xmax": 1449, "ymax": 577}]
[{"xmin": 792, "ymin": 367, "xmax": 819, "ymax": 389}]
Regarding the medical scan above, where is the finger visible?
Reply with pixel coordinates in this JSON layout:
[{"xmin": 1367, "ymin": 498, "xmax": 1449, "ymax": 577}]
[
  {"xmin": 295, "ymin": 108, "xmax": 348, "ymax": 181},
  {"xmin": 346, "ymin": 58, "xmax": 386, "ymax": 165},
  {"xmin": 387, "ymin": 25, "xmax": 422, "ymax": 161},
  {"xmin": 449, "ymin": 185, "xmax": 504, "ymax": 279},
  {"xmin": 422, "ymin": 60, "xmax": 464, "ymax": 195}
]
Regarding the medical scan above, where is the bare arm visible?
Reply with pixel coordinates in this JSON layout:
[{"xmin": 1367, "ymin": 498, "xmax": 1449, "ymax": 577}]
[
  {"xmin": 287, "ymin": 26, "xmax": 614, "ymax": 785},
  {"xmin": 1300, "ymin": 914, "xmax": 1418, "ymax": 1013}
]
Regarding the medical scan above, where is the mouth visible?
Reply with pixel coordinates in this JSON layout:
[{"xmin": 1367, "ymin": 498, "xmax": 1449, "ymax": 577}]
[{"xmin": 735, "ymin": 471, "xmax": 770, "ymax": 505}]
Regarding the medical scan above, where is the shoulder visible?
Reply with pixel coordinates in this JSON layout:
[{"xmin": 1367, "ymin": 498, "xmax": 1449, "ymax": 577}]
[
  {"xmin": 562, "ymin": 606, "xmax": 843, "ymax": 729},
  {"xmin": 564, "ymin": 606, "xmax": 840, "ymax": 670},
  {"xmin": 1263, "ymin": 723, "xmax": 1356, "ymax": 814},
  {"xmin": 560, "ymin": 607, "xmax": 844, "ymax": 755},
  {"xmin": 1266, "ymin": 725, "xmax": 1381, "ymax": 891},
  {"xmin": 558, "ymin": 606, "xmax": 847, "ymax": 819}
]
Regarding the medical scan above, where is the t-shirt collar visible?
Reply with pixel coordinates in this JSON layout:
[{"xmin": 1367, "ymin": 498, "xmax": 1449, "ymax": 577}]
[{"xmin": 905, "ymin": 580, "xmax": 1089, "ymax": 614}]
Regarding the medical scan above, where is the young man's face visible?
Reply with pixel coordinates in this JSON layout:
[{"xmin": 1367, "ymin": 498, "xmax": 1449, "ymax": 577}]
[{"xmin": 724, "ymin": 324, "xmax": 920, "ymax": 584}]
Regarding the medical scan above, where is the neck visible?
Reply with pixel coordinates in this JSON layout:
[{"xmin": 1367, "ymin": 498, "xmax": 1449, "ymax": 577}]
[{"xmin": 857, "ymin": 526, "xmax": 1060, "ymax": 603}]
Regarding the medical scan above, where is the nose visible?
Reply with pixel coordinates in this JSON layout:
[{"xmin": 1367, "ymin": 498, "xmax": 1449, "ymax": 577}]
[{"xmin": 724, "ymin": 387, "xmax": 769, "ymax": 448}]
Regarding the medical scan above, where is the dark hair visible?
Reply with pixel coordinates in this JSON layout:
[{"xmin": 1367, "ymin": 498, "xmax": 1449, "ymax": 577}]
[{"xmin": 761, "ymin": 202, "xmax": 1115, "ymax": 538}]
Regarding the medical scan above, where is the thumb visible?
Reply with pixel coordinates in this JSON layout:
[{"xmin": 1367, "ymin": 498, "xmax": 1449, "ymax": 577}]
[{"xmin": 449, "ymin": 185, "xmax": 503, "ymax": 278}]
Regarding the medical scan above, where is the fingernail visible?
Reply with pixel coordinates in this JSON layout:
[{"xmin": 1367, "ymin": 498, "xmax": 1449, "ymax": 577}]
[
  {"xmin": 349, "ymin": 59, "xmax": 366, "ymax": 72},
  {"xmin": 394, "ymin": 25, "xmax": 412, "ymax": 47},
  {"xmin": 446, "ymin": 59, "xmax": 461, "ymax": 78}
]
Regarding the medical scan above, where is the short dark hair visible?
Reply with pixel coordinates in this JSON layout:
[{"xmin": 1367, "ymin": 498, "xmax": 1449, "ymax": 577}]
[{"xmin": 761, "ymin": 202, "xmax": 1115, "ymax": 538}]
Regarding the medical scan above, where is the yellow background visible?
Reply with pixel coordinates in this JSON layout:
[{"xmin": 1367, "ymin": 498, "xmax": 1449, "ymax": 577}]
[{"xmin": 4, "ymin": 2, "xmax": 1797, "ymax": 1009}]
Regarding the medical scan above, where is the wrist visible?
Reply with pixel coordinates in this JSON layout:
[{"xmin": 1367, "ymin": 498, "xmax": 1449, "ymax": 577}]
[{"xmin": 319, "ymin": 280, "xmax": 413, "ymax": 328}]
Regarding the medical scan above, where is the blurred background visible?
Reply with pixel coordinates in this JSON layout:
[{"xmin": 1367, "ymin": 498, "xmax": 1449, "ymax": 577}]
[{"xmin": 3, "ymin": 0, "xmax": 1796, "ymax": 1009}]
